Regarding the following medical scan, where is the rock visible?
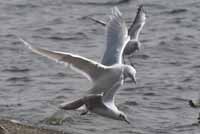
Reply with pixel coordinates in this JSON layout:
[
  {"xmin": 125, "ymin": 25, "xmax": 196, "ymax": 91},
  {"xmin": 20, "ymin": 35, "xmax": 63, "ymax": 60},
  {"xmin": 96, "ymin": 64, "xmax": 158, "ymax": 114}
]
[
  {"xmin": 0, "ymin": 125, "xmax": 9, "ymax": 134},
  {"xmin": 0, "ymin": 119, "xmax": 66, "ymax": 134}
]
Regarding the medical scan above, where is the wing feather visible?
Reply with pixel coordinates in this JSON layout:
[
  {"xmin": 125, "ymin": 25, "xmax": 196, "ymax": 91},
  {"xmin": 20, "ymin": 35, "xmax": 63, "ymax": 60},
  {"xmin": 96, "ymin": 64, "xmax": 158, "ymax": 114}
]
[
  {"xmin": 20, "ymin": 38, "xmax": 105, "ymax": 82},
  {"xmin": 101, "ymin": 7, "xmax": 129, "ymax": 66},
  {"xmin": 128, "ymin": 5, "xmax": 146, "ymax": 40}
]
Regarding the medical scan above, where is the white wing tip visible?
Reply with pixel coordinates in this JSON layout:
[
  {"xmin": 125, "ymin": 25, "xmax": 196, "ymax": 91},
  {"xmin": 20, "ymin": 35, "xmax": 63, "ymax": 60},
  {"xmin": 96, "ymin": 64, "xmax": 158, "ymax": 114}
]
[
  {"xmin": 112, "ymin": 7, "xmax": 122, "ymax": 17},
  {"xmin": 18, "ymin": 37, "xmax": 33, "ymax": 50}
]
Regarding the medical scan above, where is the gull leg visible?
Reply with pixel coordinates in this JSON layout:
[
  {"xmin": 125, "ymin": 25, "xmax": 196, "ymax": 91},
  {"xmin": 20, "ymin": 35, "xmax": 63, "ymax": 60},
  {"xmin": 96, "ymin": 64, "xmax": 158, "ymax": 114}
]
[
  {"xmin": 80, "ymin": 110, "xmax": 88, "ymax": 115},
  {"xmin": 78, "ymin": 104, "xmax": 88, "ymax": 115},
  {"xmin": 128, "ymin": 56, "xmax": 135, "ymax": 68}
]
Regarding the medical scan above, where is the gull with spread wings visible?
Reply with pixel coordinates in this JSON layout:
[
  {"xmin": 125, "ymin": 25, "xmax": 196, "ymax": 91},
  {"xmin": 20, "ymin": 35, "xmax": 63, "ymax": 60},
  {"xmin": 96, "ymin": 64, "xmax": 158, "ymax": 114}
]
[
  {"xmin": 89, "ymin": 5, "xmax": 146, "ymax": 65},
  {"xmin": 20, "ymin": 7, "xmax": 136, "ymax": 124}
]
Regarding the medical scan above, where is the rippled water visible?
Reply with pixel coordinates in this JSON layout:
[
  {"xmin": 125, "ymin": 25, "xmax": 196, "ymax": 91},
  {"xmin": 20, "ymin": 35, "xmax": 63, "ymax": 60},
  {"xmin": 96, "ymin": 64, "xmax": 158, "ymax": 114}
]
[{"xmin": 0, "ymin": 0, "xmax": 200, "ymax": 133}]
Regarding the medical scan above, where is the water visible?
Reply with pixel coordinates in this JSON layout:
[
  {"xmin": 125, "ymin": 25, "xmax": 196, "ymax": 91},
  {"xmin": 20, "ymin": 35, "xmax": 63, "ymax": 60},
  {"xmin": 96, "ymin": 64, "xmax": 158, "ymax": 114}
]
[{"xmin": 0, "ymin": 0, "xmax": 200, "ymax": 133}]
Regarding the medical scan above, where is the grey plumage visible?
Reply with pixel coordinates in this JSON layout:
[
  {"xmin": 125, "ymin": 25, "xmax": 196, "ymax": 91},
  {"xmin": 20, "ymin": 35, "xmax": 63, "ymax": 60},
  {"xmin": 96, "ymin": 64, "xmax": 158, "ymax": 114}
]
[
  {"xmin": 88, "ymin": 5, "xmax": 146, "ymax": 59},
  {"xmin": 20, "ymin": 7, "xmax": 135, "ymax": 124}
]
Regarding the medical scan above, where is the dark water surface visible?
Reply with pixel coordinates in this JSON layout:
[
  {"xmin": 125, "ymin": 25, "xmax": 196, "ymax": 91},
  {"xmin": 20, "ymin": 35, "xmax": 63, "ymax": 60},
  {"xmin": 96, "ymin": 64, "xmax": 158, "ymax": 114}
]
[{"xmin": 0, "ymin": 0, "xmax": 200, "ymax": 133}]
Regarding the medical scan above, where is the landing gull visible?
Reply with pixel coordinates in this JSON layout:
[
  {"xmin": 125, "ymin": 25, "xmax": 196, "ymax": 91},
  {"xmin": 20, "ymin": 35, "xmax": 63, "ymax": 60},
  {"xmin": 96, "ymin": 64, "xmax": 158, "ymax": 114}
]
[
  {"xmin": 20, "ymin": 7, "xmax": 136, "ymax": 124},
  {"xmin": 89, "ymin": 5, "xmax": 146, "ymax": 65}
]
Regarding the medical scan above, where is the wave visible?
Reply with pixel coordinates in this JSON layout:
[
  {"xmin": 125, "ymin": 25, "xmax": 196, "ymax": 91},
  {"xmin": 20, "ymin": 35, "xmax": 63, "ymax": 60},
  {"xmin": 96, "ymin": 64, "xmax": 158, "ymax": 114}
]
[
  {"xmin": 164, "ymin": 9, "xmax": 188, "ymax": 15},
  {"xmin": 3, "ymin": 67, "xmax": 30, "ymax": 73},
  {"xmin": 33, "ymin": 32, "xmax": 88, "ymax": 42},
  {"xmin": 6, "ymin": 76, "xmax": 32, "ymax": 82},
  {"xmin": 70, "ymin": 0, "xmax": 131, "ymax": 6}
]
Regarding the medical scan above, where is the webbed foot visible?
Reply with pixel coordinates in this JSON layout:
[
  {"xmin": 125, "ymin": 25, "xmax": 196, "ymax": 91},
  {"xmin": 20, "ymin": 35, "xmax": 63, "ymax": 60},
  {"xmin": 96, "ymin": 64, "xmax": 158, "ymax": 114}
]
[{"xmin": 80, "ymin": 110, "xmax": 88, "ymax": 115}]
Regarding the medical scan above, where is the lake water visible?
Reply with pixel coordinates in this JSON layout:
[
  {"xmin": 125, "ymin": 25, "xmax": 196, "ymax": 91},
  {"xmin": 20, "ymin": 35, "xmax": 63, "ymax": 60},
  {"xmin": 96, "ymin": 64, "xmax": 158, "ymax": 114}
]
[{"xmin": 0, "ymin": 0, "xmax": 200, "ymax": 133}]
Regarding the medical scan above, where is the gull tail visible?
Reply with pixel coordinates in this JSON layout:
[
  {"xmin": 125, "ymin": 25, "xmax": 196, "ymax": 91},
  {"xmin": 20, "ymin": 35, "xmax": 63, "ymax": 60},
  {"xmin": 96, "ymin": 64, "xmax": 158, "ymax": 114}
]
[{"xmin": 59, "ymin": 98, "xmax": 85, "ymax": 110}]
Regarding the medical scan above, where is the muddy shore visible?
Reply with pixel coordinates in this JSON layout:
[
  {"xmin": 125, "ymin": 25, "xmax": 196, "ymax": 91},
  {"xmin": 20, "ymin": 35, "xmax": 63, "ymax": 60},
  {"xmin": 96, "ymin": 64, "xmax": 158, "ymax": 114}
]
[{"xmin": 0, "ymin": 118, "xmax": 66, "ymax": 134}]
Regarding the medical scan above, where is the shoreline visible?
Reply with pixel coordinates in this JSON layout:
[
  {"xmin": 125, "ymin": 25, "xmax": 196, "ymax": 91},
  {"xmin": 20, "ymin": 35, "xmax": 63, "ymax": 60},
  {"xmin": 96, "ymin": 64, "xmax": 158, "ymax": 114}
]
[{"xmin": 0, "ymin": 118, "xmax": 66, "ymax": 134}]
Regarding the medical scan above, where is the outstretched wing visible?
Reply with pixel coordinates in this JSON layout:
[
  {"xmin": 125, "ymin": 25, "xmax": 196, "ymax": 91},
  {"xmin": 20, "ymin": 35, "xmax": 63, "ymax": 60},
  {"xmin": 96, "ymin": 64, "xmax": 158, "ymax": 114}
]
[
  {"xmin": 128, "ymin": 5, "xmax": 146, "ymax": 40},
  {"xmin": 20, "ymin": 38, "xmax": 105, "ymax": 82},
  {"xmin": 101, "ymin": 7, "xmax": 129, "ymax": 66}
]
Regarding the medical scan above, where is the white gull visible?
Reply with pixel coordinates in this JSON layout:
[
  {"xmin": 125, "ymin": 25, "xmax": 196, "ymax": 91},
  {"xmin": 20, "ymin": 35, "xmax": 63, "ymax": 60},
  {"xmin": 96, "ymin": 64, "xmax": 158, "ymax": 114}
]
[
  {"xmin": 20, "ymin": 7, "xmax": 136, "ymax": 124},
  {"xmin": 89, "ymin": 5, "xmax": 146, "ymax": 65}
]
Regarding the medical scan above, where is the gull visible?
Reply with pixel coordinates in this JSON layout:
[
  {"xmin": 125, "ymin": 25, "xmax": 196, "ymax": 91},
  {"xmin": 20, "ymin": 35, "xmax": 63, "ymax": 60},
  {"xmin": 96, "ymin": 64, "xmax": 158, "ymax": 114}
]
[
  {"xmin": 189, "ymin": 99, "xmax": 200, "ymax": 108},
  {"xmin": 89, "ymin": 5, "xmax": 146, "ymax": 65},
  {"xmin": 189, "ymin": 93, "xmax": 200, "ymax": 108},
  {"xmin": 188, "ymin": 94, "xmax": 200, "ymax": 122},
  {"xmin": 20, "ymin": 7, "xmax": 136, "ymax": 124}
]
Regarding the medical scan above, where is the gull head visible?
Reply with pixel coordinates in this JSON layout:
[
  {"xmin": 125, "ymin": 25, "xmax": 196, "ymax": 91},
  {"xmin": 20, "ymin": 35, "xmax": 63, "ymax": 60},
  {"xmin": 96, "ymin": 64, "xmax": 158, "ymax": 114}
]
[
  {"xmin": 124, "ymin": 65, "xmax": 136, "ymax": 84},
  {"xmin": 138, "ymin": 5, "xmax": 146, "ymax": 19},
  {"xmin": 118, "ymin": 112, "xmax": 130, "ymax": 124},
  {"xmin": 138, "ymin": 5, "xmax": 144, "ymax": 13},
  {"xmin": 129, "ymin": 40, "xmax": 141, "ymax": 51}
]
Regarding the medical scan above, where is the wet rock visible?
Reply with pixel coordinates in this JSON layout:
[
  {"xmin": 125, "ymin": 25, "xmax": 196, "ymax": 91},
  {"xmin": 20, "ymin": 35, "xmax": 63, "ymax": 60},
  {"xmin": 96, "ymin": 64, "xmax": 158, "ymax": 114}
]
[
  {"xmin": 0, "ymin": 125, "xmax": 9, "ymax": 134},
  {"xmin": 0, "ymin": 119, "xmax": 66, "ymax": 134}
]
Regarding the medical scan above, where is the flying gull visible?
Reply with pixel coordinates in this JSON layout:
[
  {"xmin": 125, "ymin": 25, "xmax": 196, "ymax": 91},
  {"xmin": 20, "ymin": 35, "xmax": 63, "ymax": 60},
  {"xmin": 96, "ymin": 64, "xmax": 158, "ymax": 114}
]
[
  {"xmin": 20, "ymin": 7, "xmax": 136, "ymax": 124},
  {"xmin": 89, "ymin": 5, "xmax": 146, "ymax": 65}
]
